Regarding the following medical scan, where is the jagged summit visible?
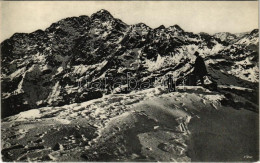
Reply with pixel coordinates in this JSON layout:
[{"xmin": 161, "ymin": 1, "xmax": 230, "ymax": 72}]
[
  {"xmin": 172, "ymin": 24, "xmax": 182, "ymax": 29},
  {"xmin": 250, "ymin": 29, "xmax": 259, "ymax": 35},
  {"xmin": 46, "ymin": 15, "xmax": 90, "ymax": 33},
  {"xmin": 213, "ymin": 32, "xmax": 237, "ymax": 42},
  {"xmin": 168, "ymin": 24, "xmax": 184, "ymax": 33},
  {"xmin": 133, "ymin": 22, "xmax": 151, "ymax": 28},
  {"xmin": 90, "ymin": 9, "xmax": 114, "ymax": 21},
  {"xmin": 155, "ymin": 25, "xmax": 166, "ymax": 30},
  {"xmin": 98, "ymin": 9, "xmax": 112, "ymax": 15}
]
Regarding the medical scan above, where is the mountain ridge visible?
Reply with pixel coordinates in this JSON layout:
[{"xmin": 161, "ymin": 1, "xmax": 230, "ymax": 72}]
[
  {"xmin": 3, "ymin": 9, "xmax": 257, "ymax": 44},
  {"xmin": 1, "ymin": 9, "xmax": 259, "ymax": 118}
]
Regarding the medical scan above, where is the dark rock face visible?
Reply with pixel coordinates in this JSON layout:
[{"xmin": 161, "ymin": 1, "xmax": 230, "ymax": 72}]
[{"xmin": 1, "ymin": 9, "xmax": 258, "ymax": 118}]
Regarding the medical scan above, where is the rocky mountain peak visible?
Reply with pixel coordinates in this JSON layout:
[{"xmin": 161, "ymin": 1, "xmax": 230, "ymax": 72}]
[
  {"xmin": 250, "ymin": 29, "xmax": 259, "ymax": 36},
  {"xmin": 213, "ymin": 32, "xmax": 237, "ymax": 42},
  {"xmin": 133, "ymin": 23, "xmax": 151, "ymax": 29},
  {"xmin": 90, "ymin": 9, "xmax": 114, "ymax": 21},
  {"xmin": 168, "ymin": 24, "xmax": 184, "ymax": 32},
  {"xmin": 155, "ymin": 25, "xmax": 166, "ymax": 30},
  {"xmin": 46, "ymin": 15, "xmax": 90, "ymax": 33}
]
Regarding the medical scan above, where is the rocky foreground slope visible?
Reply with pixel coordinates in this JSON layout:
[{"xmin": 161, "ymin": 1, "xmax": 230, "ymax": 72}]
[
  {"xmin": 1, "ymin": 86, "xmax": 259, "ymax": 161},
  {"xmin": 1, "ymin": 9, "xmax": 259, "ymax": 161}
]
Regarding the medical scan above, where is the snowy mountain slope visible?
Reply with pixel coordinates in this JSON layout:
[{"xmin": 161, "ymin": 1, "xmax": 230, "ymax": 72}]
[
  {"xmin": 1, "ymin": 86, "xmax": 258, "ymax": 161},
  {"xmin": 1, "ymin": 9, "xmax": 259, "ymax": 162},
  {"xmin": 214, "ymin": 32, "xmax": 237, "ymax": 42},
  {"xmin": 1, "ymin": 9, "xmax": 259, "ymax": 118}
]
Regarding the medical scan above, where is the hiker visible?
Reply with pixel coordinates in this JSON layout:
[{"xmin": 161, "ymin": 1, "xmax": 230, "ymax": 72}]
[
  {"xmin": 192, "ymin": 51, "xmax": 207, "ymax": 86},
  {"xmin": 167, "ymin": 74, "xmax": 175, "ymax": 92}
]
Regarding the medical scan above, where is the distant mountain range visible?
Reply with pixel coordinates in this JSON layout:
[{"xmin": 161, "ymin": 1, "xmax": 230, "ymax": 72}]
[{"xmin": 1, "ymin": 9, "xmax": 259, "ymax": 118}]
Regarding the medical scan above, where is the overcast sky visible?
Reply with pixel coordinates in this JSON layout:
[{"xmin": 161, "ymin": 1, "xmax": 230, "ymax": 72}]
[{"xmin": 0, "ymin": 1, "xmax": 258, "ymax": 42}]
